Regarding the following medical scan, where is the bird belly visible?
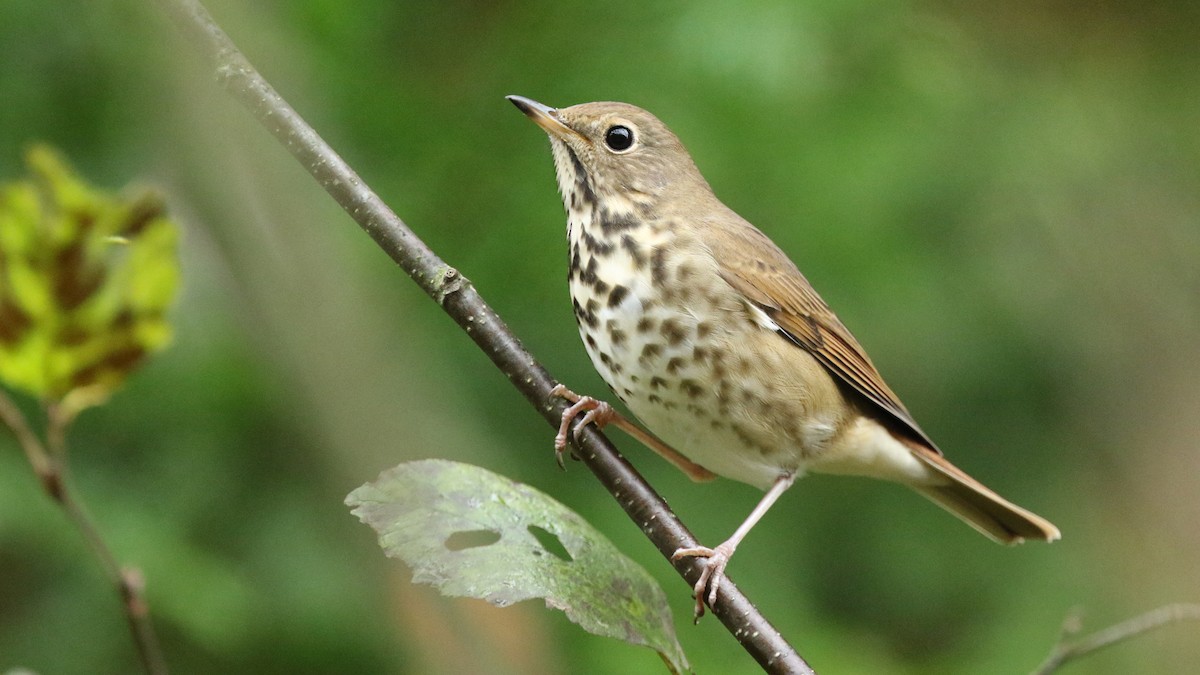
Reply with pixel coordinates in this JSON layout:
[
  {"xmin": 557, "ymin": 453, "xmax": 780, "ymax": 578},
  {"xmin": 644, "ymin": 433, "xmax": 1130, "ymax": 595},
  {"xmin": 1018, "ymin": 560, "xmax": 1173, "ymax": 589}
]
[{"xmin": 808, "ymin": 416, "xmax": 939, "ymax": 486}]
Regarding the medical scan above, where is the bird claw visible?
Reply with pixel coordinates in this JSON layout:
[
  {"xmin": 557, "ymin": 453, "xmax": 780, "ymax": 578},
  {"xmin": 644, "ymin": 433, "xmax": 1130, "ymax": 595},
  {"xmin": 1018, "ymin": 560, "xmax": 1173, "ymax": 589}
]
[
  {"xmin": 672, "ymin": 541, "xmax": 735, "ymax": 621},
  {"xmin": 550, "ymin": 384, "xmax": 616, "ymax": 468}
]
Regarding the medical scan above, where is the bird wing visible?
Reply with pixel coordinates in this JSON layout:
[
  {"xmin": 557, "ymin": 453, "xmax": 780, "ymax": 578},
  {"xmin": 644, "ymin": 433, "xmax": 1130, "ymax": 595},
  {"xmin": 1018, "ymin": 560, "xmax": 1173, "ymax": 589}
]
[{"xmin": 710, "ymin": 220, "xmax": 940, "ymax": 453}]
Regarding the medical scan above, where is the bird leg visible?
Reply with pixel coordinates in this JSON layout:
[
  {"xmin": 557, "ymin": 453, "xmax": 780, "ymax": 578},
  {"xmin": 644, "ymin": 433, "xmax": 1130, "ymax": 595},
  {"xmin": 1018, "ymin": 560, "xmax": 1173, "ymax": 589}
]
[
  {"xmin": 549, "ymin": 384, "xmax": 716, "ymax": 481},
  {"xmin": 672, "ymin": 472, "xmax": 796, "ymax": 619}
]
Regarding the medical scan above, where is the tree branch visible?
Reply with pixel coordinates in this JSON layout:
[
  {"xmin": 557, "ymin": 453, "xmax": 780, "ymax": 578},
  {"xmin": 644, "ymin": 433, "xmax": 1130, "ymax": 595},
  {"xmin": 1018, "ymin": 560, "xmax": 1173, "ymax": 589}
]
[
  {"xmin": 1032, "ymin": 603, "xmax": 1200, "ymax": 674},
  {"xmin": 154, "ymin": 0, "xmax": 813, "ymax": 672}
]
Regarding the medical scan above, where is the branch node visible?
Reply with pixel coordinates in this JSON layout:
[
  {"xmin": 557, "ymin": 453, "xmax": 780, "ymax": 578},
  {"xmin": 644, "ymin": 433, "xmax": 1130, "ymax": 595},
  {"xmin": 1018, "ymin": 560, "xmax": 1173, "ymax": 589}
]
[
  {"xmin": 433, "ymin": 266, "xmax": 468, "ymax": 305},
  {"xmin": 39, "ymin": 469, "xmax": 65, "ymax": 502}
]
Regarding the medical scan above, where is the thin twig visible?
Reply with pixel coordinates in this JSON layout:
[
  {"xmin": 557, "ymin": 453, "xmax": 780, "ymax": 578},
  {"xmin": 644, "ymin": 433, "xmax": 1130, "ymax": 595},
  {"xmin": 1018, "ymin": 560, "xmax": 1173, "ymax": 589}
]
[
  {"xmin": 0, "ymin": 393, "xmax": 167, "ymax": 674},
  {"xmin": 0, "ymin": 388, "xmax": 53, "ymax": 486},
  {"xmin": 1032, "ymin": 603, "xmax": 1200, "ymax": 674},
  {"xmin": 154, "ymin": 0, "xmax": 813, "ymax": 672}
]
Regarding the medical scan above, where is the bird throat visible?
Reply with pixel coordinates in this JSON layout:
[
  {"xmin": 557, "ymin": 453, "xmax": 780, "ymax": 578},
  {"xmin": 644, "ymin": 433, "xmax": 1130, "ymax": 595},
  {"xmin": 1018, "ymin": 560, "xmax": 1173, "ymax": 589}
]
[
  {"xmin": 549, "ymin": 139, "xmax": 718, "ymax": 431},
  {"xmin": 550, "ymin": 141, "xmax": 666, "ymax": 348}
]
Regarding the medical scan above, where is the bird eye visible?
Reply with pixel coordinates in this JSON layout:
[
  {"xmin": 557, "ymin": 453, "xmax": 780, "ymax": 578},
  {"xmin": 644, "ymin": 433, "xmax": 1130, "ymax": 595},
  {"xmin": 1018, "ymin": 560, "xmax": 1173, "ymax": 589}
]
[{"xmin": 604, "ymin": 125, "xmax": 634, "ymax": 152}]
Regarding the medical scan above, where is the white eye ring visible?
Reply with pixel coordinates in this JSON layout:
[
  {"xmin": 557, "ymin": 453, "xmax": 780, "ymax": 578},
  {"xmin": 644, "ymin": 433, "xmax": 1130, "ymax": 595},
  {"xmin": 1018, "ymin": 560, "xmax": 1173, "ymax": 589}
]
[{"xmin": 604, "ymin": 125, "xmax": 635, "ymax": 152}]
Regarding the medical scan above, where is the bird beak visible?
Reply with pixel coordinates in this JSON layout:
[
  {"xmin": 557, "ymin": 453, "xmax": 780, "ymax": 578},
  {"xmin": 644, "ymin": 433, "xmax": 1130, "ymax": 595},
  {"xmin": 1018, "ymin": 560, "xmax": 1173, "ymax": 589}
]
[{"xmin": 507, "ymin": 95, "xmax": 575, "ymax": 139}]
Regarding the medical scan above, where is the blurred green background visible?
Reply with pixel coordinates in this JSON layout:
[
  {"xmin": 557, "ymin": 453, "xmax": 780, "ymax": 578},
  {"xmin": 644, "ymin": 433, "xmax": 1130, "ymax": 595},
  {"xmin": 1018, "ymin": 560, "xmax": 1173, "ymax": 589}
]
[{"xmin": 2, "ymin": 1, "xmax": 1198, "ymax": 672}]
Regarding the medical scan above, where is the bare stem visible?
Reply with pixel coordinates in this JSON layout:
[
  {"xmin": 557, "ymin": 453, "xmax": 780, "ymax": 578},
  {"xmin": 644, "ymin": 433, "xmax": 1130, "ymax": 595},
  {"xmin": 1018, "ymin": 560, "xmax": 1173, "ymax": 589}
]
[
  {"xmin": 1032, "ymin": 604, "xmax": 1200, "ymax": 674},
  {"xmin": 0, "ymin": 393, "xmax": 167, "ymax": 675},
  {"xmin": 0, "ymin": 388, "xmax": 53, "ymax": 488},
  {"xmin": 154, "ymin": 0, "xmax": 813, "ymax": 672}
]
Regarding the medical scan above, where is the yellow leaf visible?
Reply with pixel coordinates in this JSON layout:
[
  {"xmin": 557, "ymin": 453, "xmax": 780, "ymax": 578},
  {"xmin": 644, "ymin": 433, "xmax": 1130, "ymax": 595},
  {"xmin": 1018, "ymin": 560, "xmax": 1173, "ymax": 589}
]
[{"xmin": 0, "ymin": 145, "xmax": 181, "ymax": 410}]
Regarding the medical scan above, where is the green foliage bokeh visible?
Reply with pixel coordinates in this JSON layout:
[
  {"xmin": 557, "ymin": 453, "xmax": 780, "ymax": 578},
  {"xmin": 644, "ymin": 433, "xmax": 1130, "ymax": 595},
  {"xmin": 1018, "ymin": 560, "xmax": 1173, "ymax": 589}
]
[{"xmin": 1, "ymin": 1, "xmax": 1197, "ymax": 673}]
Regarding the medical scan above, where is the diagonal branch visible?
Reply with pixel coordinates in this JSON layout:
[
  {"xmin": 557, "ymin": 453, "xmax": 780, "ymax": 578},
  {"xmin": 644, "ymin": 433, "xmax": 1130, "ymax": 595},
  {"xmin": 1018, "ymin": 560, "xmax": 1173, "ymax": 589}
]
[
  {"xmin": 1032, "ymin": 603, "xmax": 1200, "ymax": 674},
  {"xmin": 154, "ymin": 0, "xmax": 813, "ymax": 672}
]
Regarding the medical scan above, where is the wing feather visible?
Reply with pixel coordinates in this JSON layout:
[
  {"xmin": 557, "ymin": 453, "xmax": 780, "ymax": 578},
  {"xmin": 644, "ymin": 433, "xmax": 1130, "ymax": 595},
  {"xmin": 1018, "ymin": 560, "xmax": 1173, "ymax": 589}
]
[{"xmin": 710, "ymin": 220, "xmax": 939, "ymax": 452}]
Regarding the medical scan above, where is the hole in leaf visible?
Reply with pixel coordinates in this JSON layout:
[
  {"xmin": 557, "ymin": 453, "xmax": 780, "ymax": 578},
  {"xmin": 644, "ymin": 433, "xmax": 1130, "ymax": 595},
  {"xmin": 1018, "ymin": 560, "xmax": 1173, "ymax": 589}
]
[
  {"xmin": 528, "ymin": 525, "xmax": 572, "ymax": 562},
  {"xmin": 444, "ymin": 529, "xmax": 501, "ymax": 551}
]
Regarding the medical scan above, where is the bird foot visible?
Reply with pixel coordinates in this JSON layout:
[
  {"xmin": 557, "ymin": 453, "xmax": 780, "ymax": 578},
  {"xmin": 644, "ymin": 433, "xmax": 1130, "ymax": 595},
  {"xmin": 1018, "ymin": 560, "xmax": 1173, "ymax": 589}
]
[
  {"xmin": 549, "ymin": 384, "xmax": 617, "ymax": 469},
  {"xmin": 672, "ymin": 540, "xmax": 736, "ymax": 621}
]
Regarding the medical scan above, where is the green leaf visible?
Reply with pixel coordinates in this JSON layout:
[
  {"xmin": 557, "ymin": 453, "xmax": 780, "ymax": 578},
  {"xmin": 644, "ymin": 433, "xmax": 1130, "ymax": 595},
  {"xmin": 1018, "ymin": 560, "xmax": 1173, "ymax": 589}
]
[
  {"xmin": 346, "ymin": 459, "xmax": 689, "ymax": 673},
  {"xmin": 0, "ymin": 145, "xmax": 180, "ymax": 415}
]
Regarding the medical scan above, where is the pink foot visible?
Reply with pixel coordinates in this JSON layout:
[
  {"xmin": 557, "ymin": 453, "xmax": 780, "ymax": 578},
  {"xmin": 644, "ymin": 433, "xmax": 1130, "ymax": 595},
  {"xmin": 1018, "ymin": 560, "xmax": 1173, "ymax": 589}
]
[
  {"xmin": 672, "ymin": 541, "xmax": 736, "ymax": 621},
  {"xmin": 549, "ymin": 384, "xmax": 617, "ymax": 469}
]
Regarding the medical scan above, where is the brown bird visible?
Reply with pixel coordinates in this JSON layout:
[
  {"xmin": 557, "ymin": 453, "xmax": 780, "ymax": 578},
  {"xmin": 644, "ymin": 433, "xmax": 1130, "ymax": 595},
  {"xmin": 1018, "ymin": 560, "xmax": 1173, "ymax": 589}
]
[{"xmin": 508, "ymin": 95, "xmax": 1060, "ymax": 617}]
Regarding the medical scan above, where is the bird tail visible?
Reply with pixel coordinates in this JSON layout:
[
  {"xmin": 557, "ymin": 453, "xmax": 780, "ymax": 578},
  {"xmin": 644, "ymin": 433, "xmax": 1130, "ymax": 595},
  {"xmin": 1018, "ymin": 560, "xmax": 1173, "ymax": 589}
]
[{"xmin": 907, "ymin": 444, "xmax": 1061, "ymax": 544}]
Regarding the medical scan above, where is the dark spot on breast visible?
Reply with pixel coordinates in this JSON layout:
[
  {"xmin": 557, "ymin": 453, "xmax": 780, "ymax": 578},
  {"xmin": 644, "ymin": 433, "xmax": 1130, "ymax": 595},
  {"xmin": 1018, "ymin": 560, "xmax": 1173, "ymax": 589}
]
[
  {"xmin": 593, "ymin": 279, "xmax": 609, "ymax": 295},
  {"xmin": 692, "ymin": 346, "xmax": 709, "ymax": 363},
  {"xmin": 581, "ymin": 230, "xmax": 614, "ymax": 256},
  {"xmin": 568, "ymin": 245, "xmax": 581, "ymax": 280},
  {"xmin": 599, "ymin": 209, "xmax": 639, "ymax": 233},
  {"xmin": 661, "ymin": 318, "xmax": 688, "ymax": 346},
  {"xmin": 676, "ymin": 263, "xmax": 695, "ymax": 282},
  {"xmin": 620, "ymin": 234, "xmax": 648, "ymax": 268},
  {"xmin": 711, "ymin": 361, "xmax": 727, "ymax": 381},
  {"xmin": 666, "ymin": 357, "xmax": 685, "ymax": 374},
  {"xmin": 710, "ymin": 419, "xmax": 724, "ymax": 430},
  {"xmin": 608, "ymin": 284, "xmax": 629, "ymax": 308},
  {"xmin": 648, "ymin": 394, "xmax": 663, "ymax": 404},
  {"xmin": 585, "ymin": 334, "xmax": 597, "ymax": 349},
  {"xmin": 680, "ymin": 379, "xmax": 703, "ymax": 398},
  {"xmin": 610, "ymin": 329, "xmax": 627, "ymax": 348},
  {"xmin": 731, "ymin": 423, "xmax": 761, "ymax": 451},
  {"xmin": 636, "ymin": 317, "xmax": 656, "ymax": 333},
  {"xmin": 574, "ymin": 297, "xmax": 598, "ymax": 328},
  {"xmin": 651, "ymin": 247, "xmax": 667, "ymax": 284},
  {"xmin": 599, "ymin": 352, "xmax": 613, "ymax": 367},
  {"xmin": 640, "ymin": 343, "xmax": 663, "ymax": 360},
  {"xmin": 575, "ymin": 255, "xmax": 596, "ymax": 285},
  {"xmin": 696, "ymin": 321, "xmax": 713, "ymax": 339},
  {"xmin": 650, "ymin": 376, "xmax": 667, "ymax": 390}
]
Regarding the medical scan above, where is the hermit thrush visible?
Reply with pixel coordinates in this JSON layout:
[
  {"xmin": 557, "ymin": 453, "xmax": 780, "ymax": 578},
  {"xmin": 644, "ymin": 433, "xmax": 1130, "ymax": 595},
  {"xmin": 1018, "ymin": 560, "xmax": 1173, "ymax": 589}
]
[{"xmin": 508, "ymin": 95, "xmax": 1060, "ymax": 617}]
